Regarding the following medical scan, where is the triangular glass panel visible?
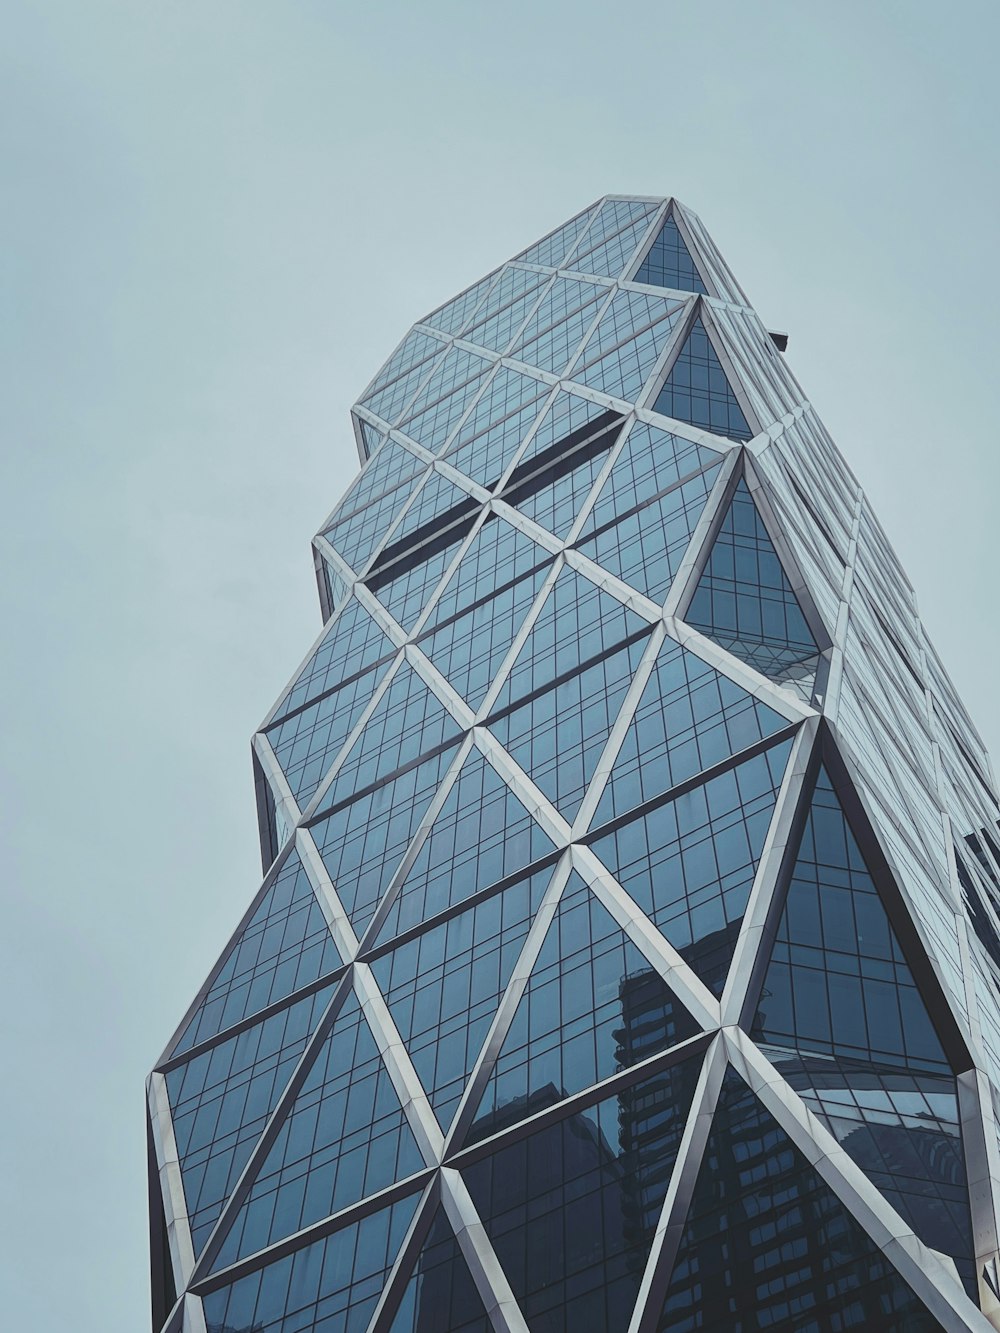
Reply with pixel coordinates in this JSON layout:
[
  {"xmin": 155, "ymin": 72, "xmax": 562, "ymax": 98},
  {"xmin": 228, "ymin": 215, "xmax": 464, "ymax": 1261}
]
[
  {"xmin": 367, "ymin": 521, "xmax": 472, "ymax": 631},
  {"xmin": 386, "ymin": 469, "xmax": 476, "ymax": 547},
  {"xmin": 578, "ymin": 199, "xmax": 659, "ymax": 258},
  {"xmin": 591, "ymin": 636, "xmax": 789, "ymax": 828},
  {"xmin": 371, "ymin": 866, "xmax": 553, "ymax": 1130},
  {"xmin": 569, "ymin": 214, "xmax": 658, "ymax": 280},
  {"xmin": 172, "ymin": 848, "xmax": 342, "ymax": 1055},
  {"xmin": 210, "ymin": 988, "xmax": 426, "ymax": 1271},
  {"xmin": 490, "ymin": 566, "xmax": 648, "ymax": 713},
  {"xmin": 576, "ymin": 459, "xmax": 723, "ymax": 605},
  {"xmin": 423, "ymin": 513, "xmax": 550, "ymax": 630},
  {"xmin": 311, "ymin": 740, "xmax": 460, "ymax": 935},
  {"xmin": 374, "ymin": 749, "xmax": 555, "ymax": 944},
  {"xmin": 582, "ymin": 422, "xmax": 721, "ymax": 537},
  {"xmin": 762, "ymin": 1046, "xmax": 975, "ymax": 1295},
  {"xmin": 312, "ymin": 662, "xmax": 462, "ymax": 815},
  {"xmin": 468, "ymin": 873, "xmax": 699, "ymax": 1141},
  {"xmin": 652, "ymin": 314, "xmax": 753, "ymax": 441},
  {"xmin": 202, "ymin": 1190, "xmax": 421, "ymax": 1333},
  {"xmin": 515, "ymin": 386, "xmax": 620, "ymax": 470},
  {"xmin": 514, "ymin": 206, "xmax": 595, "ymax": 269},
  {"xmin": 322, "ymin": 471, "xmax": 427, "ymax": 574},
  {"xmin": 265, "ymin": 654, "xmax": 397, "ymax": 808},
  {"xmin": 467, "ymin": 263, "xmax": 549, "ymax": 326},
  {"xmin": 416, "ymin": 562, "xmax": 550, "ymax": 712},
  {"xmin": 752, "ymin": 766, "xmax": 951, "ymax": 1074},
  {"xmin": 686, "ymin": 477, "xmax": 821, "ymax": 681},
  {"xmin": 462, "ymin": 1050, "xmax": 703, "ymax": 1332},
  {"xmin": 488, "ymin": 632, "xmax": 649, "ymax": 819},
  {"xmin": 591, "ymin": 738, "xmax": 793, "ymax": 997},
  {"xmin": 576, "ymin": 289, "xmax": 687, "ymax": 368},
  {"xmin": 634, "ymin": 211, "xmax": 709, "ymax": 294},
  {"xmin": 462, "ymin": 274, "xmax": 548, "ymax": 355},
  {"xmin": 443, "ymin": 390, "xmax": 549, "ymax": 490},
  {"xmin": 329, "ymin": 438, "xmax": 424, "ymax": 527},
  {"xmin": 364, "ymin": 352, "xmax": 447, "ymax": 427},
  {"xmin": 399, "ymin": 348, "xmax": 492, "ymax": 445},
  {"xmin": 504, "ymin": 424, "xmax": 615, "ymax": 540},
  {"xmin": 655, "ymin": 1069, "xmax": 945, "ymax": 1332},
  {"xmin": 358, "ymin": 417, "xmax": 385, "ymax": 457},
  {"xmin": 571, "ymin": 308, "xmax": 685, "ymax": 403},
  {"xmin": 167, "ymin": 982, "xmax": 335, "ymax": 1254},
  {"xmin": 270, "ymin": 595, "xmax": 396, "ymax": 726},
  {"xmin": 422, "ymin": 270, "xmax": 501, "ymax": 337},
  {"xmin": 364, "ymin": 329, "xmax": 446, "ymax": 403},
  {"xmin": 386, "ymin": 1204, "xmax": 491, "ymax": 1333},
  {"xmin": 511, "ymin": 275, "xmax": 607, "ymax": 376},
  {"xmin": 445, "ymin": 367, "xmax": 547, "ymax": 461}
]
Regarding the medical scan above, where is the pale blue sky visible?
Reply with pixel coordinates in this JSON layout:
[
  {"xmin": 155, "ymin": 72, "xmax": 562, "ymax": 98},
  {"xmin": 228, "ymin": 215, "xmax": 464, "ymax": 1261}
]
[{"xmin": 2, "ymin": 2, "xmax": 999, "ymax": 1328}]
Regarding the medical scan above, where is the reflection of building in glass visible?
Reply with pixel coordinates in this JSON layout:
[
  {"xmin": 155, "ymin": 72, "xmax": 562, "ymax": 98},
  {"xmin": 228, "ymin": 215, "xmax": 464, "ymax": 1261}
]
[{"xmin": 148, "ymin": 197, "xmax": 1000, "ymax": 1333}]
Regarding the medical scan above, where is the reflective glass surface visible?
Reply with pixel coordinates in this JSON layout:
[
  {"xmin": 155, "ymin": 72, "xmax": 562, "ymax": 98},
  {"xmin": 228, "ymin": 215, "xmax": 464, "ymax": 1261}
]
[
  {"xmin": 463, "ymin": 1052, "xmax": 703, "ymax": 1332},
  {"xmin": 581, "ymin": 421, "xmax": 720, "ymax": 537},
  {"xmin": 652, "ymin": 315, "xmax": 752, "ymax": 442},
  {"xmin": 212, "ymin": 989, "xmax": 425, "ymax": 1269},
  {"xmin": 511, "ymin": 276, "xmax": 607, "ymax": 375},
  {"xmin": 634, "ymin": 212, "xmax": 709, "ymax": 294},
  {"xmin": 656, "ymin": 1070, "xmax": 943, "ymax": 1331},
  {"xmin": 387, "ymin": 1206, "xmax": 489, "ymax": 1333}
]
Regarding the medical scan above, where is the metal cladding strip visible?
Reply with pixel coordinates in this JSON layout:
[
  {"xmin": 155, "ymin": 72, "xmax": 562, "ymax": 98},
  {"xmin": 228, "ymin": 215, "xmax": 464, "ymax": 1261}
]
[
  {"xmin": 720, "ymin": 714, "xmax": 818, "ymax": 1028},
  {"xmin": 147, "ymin": 1073, "xmax": 196, "ymax": 1289},
  {"xmin": 726, "ymin": 1028, "xmax": 996, "ymax": 1333},
  {"xmin": 443, "ymin": 851, "xmax": 575, "ymax": 1156},
  {"xmin": 628, "ymin": 1035, "xmax": 728, "ymax": 1333},
  {"xmin": 295, "ymin": 825, "xmax": 362, "ymax": 965},
  {"xmin": 353, "ymin": 962, "xmax": 445, "ymax": 1164},
  {"xmin": 473, "ymin": 724, "xmax": 573, "ymax": 849},
  {"xmin": 366, "ymin": 1178, "xmax": 442, "ymax": 1333},
  {"xmin": 959, "ymin": 1065, "xmax": 1000, "ymax": 1321},
  {"xmin": 570, "ymin": 842, "xmax": 721, "ymax": 1032},
  {"xmin": 660, "ymin": 445, "xmax": 742, "ymax": 619},
  {"xmin": 180, "ymin": 1294, "xmax": 207, "ymax": 1333},
  {"xmin": 440, "ymin": 1167, "xmax": 531, "ymax": 1333},
  {"xmin": 560, "ymin": 544, "xmax": 663, "ymax": 623},
  {"xmin": 473, "ymin": 555, "xmax": 566, "ymax": 724}
]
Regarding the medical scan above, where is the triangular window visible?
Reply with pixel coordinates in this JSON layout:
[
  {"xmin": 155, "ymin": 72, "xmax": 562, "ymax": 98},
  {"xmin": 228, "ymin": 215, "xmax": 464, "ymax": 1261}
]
[
  {"xmin": 634, "ymin": 212, "xmax": 709, "ymax": 294},
  {"xmin": 652, "ymin": 314, "xmax": 752, "ymax": 441}
]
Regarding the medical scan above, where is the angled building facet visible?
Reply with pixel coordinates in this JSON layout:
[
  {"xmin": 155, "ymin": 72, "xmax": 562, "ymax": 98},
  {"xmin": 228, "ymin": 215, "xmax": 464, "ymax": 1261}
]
[{"xmin": 148, "ymin": 196, "xmax": 1000, "ymax": 1333}]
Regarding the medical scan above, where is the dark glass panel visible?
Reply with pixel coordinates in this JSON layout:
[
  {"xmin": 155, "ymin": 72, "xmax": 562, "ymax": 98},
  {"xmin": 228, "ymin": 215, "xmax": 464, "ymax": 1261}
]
[
  {"xmin": 652, "ymin": 315, "xmax": 752, "ymax": 442},
  {"xmin": 634, "ymin": 213, "xmax": 709, "ymax": 294},
  {"xmin": 592, "ymin": 741, "xmax": 792, "ymax": 997},
  {"xmin": 211, "ymin": 990, "xmax": 425, "ymax": 1270},
  {"xmin": 323, "ymin": 472, "xmax": 427, "ymax": 574},
  {"xmin": 592, "ymin": 637, "xmax": 788, "ymax": 828},
  {"xmin": 752, "ymin": 767, "xmax": 950, "ymax": 1074},
  {"xmin": 372, "ymin": 867, "xmax": 552, "ymax": 1130},
  {"xmin": 374, "ymin": 749, "xmax": 555, "ymax": 944},
  {"xmin": 514, "ymin": 387, "xmax": 616, "ymax": 470},
  {"xmin": 581, "ymin": 421, "xmax": 720, "ymax": 538},
  {"xmin": 368, "ymin": 522, "xmax": 472, "ymax": 631},
  {"xmin": 687, "ymin": 477, "xmax": 820, "ymax": 680},
  {"xmin": 655, "ymin": 1070, "xmax": 944, "ymax": 1331},
  {"xmin": 173, "ymin": 849, "xmax": 341, "ymax": 1055},
  {"xmin": 386, "ymin": 1205, "xmax": 490, "ymax": 1333},
  {"xmin": 469, "ymin": 874, "xmax": 699, "ymax": 1139},
  {"xmin": 463, "ymin": 1052, "xmax": 703, "ymax": 1332},
  {"xmin": 504, "ymin": 424, "xmax": 616, "ymax": 540},
  {"xmin": 167, "ymin": 984, "xmax": 335, "ymax": 1253},
  {"xmin": 422, "ymin": 513, "xmax": 550, "ymax": 630},
  {"xmin": 202, "ymin": 1192, "xmax": 420, "ymax": 1333}
]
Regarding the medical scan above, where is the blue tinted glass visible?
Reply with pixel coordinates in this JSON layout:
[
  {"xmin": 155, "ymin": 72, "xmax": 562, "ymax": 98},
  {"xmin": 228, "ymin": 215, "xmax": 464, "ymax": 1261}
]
[
  {"xmin": 514, "ymin": 207, "xmax": 595, "ymax": 268},
  {"xmin": 425, "ymin": 515, "xmax": 550, "ymax": 628},
  {"xmin": 368, "ymin": 524, "xmax": 471, "ymax": 631},
  {"xmin": 328, "ymin": 439, "xmax": 424, "ymax": 527},
  {"xmin": 463, "ymin": 273, "xmax": 548, "ymax": 355},
  {"xmin": 488, "ymin": 633, "xmax": 649, "ymax": 819},
  {"xmin": 389, "ymin": 469, "xmax": 474, "ymax": 545},
  {"xmin": 463, "ymin": 1052, "xmax": 703, "ymax": 1332},
  {"xmin": 687, "ymin": 477, "xmax": 820, "ymax": 679},
  {"xmin": 270, "ymin": 596, "xmax": 395, "ymax": 726},
  {"xmin": 576, "ymin": 463, "xmax": 722, "ymax": 605},
  {"xmin": 655, "ymin": 1070, "xmax": 943, "ymax": 1332},
  {"xmin": 752, "ymin": 767, "xmax": 950, "ymax": 1074},
  {"xmin": 592, "ymin": 741, "xmax": 792, "ymax": 996},
  {"xmin": 576, "ymin": 199, "xmax": 658, "ymax": 256},
  {"xmin": 581, "ymin": 422, "xmax": 720, "ymax": 537},
  {"xmin": 363, "ymin": 353, "xmax": 447, "ymax": 427},
  {"xmin": 592, "ymin": 637, "xmax": 788, "ymax": 827},
  {"xmin": 364, "ymin": 329, "xmax": 446, "ymax": 402},
  {"xmin": 469, "ymin": 874, "xmax": 699, "ymax": 1138},
  {"xmin": 372, "ymin": 868, "xmax": 552, "ymax": 1130},
  {"xmin": 506, "ymin": 434, "xmax": 612, "ymax": 540},
  {"xmin": 211, "ymin": 990, "xmax": 425, "ymax": 1269},
  {"xmin": 423, "ymin": 270, "xmax": 501, "ymax": 337},
  {"xmin": 570, "ymin": 213, "xmax": 658, "ymax": 280},
  {"xmin": 375, "ymin": 749, "xmax": 555, "ymax": 943},
  {"xmin": 167, "ymin": 984, "xmax": 335, "ymax": 1253},
  {"xmin": 203, "ymin": 1191, "xmax": 420, "ymax": 1333},
  {"xmin": 514, "ymin": 387, "xmax": 615, "ymax": 470},
  {"xmin": 652, "ymin": 315, "xmax": 752, "ymax": 442},
  {"xmin": 387, "ymin": 1205, "xmax": 490, "ymax": 1333},
  {"xmin": 311, "ymin": 742, "xmax": 460, "ymax": 935},
  {"xmin": 764, "ymin": 1047, "xmax": 975, "ymax": 1295},
  {"xmin": 490, "ymin": 567, "xmax": 647, "ymax": 712},
  {"xmin": 511, "ymin": 276, "xmax": 606, "ymax": 376},
  {"xmin": 174, "ymin": 850, "xmax": 342, "ymax": 1055},
  {"xmin": 634, "ymin": 213, "xmax": 708, "ymax": 294},
  {"xmin": 323, "ymin": 472, "xmax": 427, "ymax": 573}
]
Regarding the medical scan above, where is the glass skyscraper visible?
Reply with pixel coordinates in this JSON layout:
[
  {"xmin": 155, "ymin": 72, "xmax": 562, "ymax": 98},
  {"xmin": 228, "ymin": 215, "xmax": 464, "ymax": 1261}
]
[{"xmin": 148, "ymin": 196, "xmax": 1000, "ymax": 1333}]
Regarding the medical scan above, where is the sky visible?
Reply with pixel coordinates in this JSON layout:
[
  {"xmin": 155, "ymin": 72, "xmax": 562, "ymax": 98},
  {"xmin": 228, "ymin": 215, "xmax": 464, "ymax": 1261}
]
[{"xmin": 2, "ymin": 2, "xmax": 999, "ymax": 1328}]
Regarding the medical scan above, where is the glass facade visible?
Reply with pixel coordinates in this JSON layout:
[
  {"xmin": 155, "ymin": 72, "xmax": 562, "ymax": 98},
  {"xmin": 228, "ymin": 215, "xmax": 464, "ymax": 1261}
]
[{"xmin": 149, "ymin": 197, "xmax": 1000, "ymax": 1333}]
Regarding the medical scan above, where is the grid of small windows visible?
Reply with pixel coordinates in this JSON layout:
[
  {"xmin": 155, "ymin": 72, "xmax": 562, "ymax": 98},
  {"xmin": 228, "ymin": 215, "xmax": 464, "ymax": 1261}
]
[
  {"xmin": 465, "ymin": 264, "xmax": 548, "ymax": 327},
  {"xmin": 167, "ymin": 984, "xmax": 335, "ymax": 1253},
  {"xmin": 462, "ymin": 273, "xmax": 549, "ymax": 354},
  {"xmin": 515, "ymin": 387, "xmax": 617, "ymax": 470},
  {"xmin": 687, "ymin": 476, "xmax": 819, "ymax": 677},
  {"xmin": 364, "ymin": 353, "xmax": 446, "ymax": 427},
  {"xmin": 387, "ymin": 1205, "xmax": 490, "ymax": 1333},
  {"xmin": 583, "ymin": 422, "xmax": 720, "ymax": 536},
  {"xmin": 573, "ymin": 199, "xmax": 658, "ymax": 258},
  {"xmin": 753, "ymin": 767, "xmax": 951, "ymax": 1074},
  {"xmin": 634, "ymin": 212, "xmax": 709, "ymax": 294},
  {"xmin": 370, "ymin": 866, "xmax": 552, "ymax": 1129},
  {"xmin": 423, "ymin": 514, "xmax": 549, "ymax": 629},
  {"xmin": 655, "ymin": 1070, "xmax": 943, "ymax": 1332},
  {"xmin": 571, "ymin": 314, "xmax": 681, "ymax": 404},
  {"xmin": 385, "ymin": 469, "xmax": 473, "ymax": 547},
  {"xmin": 422, "ymin": 269, "xmax": 500, "ymax": 337},
  {"xmin": 514, "ymin": 207, "xmax": 594, "ymax": 268},
  {"xmin": 399, "ymin": 347, "xmax": 491, "ymax": 427},
  {"xmin": 202, "ymin": 1191, "xmax": 421, "ymax": 1333},
  {"xmin": 591, "ymin": 741, "xmax": 793, "ymax": 996},
  {"xmin": 470, "ymin": 874, "xmax": 699, "ymax": 1134},
  {"xmin": 506, "ymin": 435, "xmax": 614, "ymax": 540},
  {"xmin": 511, "ymin": 275, "xmax": 607, "ymax": 376},
  {"xmin": 368, "ymin": 524, "xmax": 471, "ymax": 630},
  {"xmin": 652, "ymin": 314, "xmax": 753, "ymax": 441},
  {"xmin": 401, "ymin": 367, "xmax": 492, "ymax": 454},
  {"xmin": 364, "ymin": 330, "xmax": 446, "ymax": 402},
  {"xmin": 173, "ymin": 850, "xmax": 342, "ymax": 1055},
  {"xmin": 462, "ymin": 1053, "xmax": 703, "ymax": 1332},
  {"xmin": 323, "ymin": 473, "xmax": 426, "ymax": 573},
  {"xmin": 568, "ymin": 214, "xmax": 658, "ymax": 280},
  {"xmin": 310, "ymin": 741, "xmax": 460, "ymax": 934},
  {"xmin": 575, "ymin": 463, "xmax": 723, "ymax": 605},
  {"xmin": 211, "ymin": 989, "xmax": 425, "ymax": 1270},
  {"xmin": 326, "ymin": 438, "xmax": 425, "ymax": 529},
  {"xmin": 443, "ymin": 392, "xmax": 550, "ymax": 489},
  {"xmin": 374, "ymin": 749, "xmax": 555, "ymax": 944},
  {"xmin": 591, "ymin": 637, "xmax": 788, "ymax": 828}
]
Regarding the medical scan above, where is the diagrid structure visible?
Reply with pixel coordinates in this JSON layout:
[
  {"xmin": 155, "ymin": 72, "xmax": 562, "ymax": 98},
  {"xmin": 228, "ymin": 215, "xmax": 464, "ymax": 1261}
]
[{"xmin": 149, "ymin": 196, "xmax": 1000, "ymax": 1333}]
